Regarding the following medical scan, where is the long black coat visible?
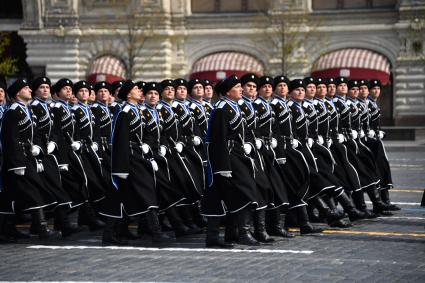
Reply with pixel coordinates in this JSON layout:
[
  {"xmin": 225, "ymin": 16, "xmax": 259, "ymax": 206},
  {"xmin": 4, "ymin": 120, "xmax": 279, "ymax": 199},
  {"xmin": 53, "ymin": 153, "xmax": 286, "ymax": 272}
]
[
  {"xmin": 51, "ymin": 100, "xmax": 88, "ymax": 207},
  {"xmin": 1, "ymin": 102, "xmax": 57, "ymax": 212},
  {"xmin": 201, "ymin": 98, "xmax": 259, "ymax": 216},
  {"xmin": 30, "ymin": 98, "xmax": 72, "ymax": 208}
]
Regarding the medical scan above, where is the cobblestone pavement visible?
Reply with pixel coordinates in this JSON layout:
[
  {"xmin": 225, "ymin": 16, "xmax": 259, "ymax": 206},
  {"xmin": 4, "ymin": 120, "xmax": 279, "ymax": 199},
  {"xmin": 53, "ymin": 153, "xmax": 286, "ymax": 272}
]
[{"xmin": 0, "ymin": 150, "xmax": 424, "ymax": 282}]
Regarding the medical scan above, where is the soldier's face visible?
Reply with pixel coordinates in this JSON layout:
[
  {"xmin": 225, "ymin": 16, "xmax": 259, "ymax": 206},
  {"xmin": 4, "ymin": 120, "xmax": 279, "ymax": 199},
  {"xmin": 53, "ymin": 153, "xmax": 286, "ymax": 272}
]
[
  {"xmin": 242, "ymin": 82, "xmax": 257, "ymax": 100},
  {"xmin": 58, "ymin": 86, "xmax": 72, "ymax": 101},
  {"xmin": 316, "ymin": 84, "xmax": 327, "ymax": 99},
  {"xmin": 275, "ymin": 82, "xmax": 288, "ymax": 98},
  {"xmin": 96, "ymin": 88, "xmax": 110, "ymax": 104},
  {"xmin": 145, "ymin": 90, "xmax": 159, "ymax": 106},
  {"xmin": 0, "ymin": 88, "xmax": 5, "ymax": 103},
  {"xmin": 89, "ymin": 90, "xmax": 96, "ymax": 102},
  {"xmin": 76, "ymin": 88, "xmax": 90, "ymax": 103},
  {"xmin": 359, "ymin": 85, "xmax": 369, "ymax": 99},
  {"xmin": 370, "ymin": 86, "xmax": 381, "ymax": 99},
  {"xmin": 227, "ymin": 83, "xmax": 242, "ymax": 102},
  {"xmin": 204, "ymin": 85, "xmax": 213, "ymax": 100},
  {"xmin": 127, "ymin": 86, "xmax": 141, "ymax": 103},
  {"xmin": 258, "ymin": 84, "xmax": 273, "ymax": 100},
  {"xmin": 327, "ymin": 84, "xmax": 336, "ymax": 97},
  {"xmin": 348, "ymin": 87, "xmax": 359, "ymax": 98},
  {"xmin": 290, "ymin": 87, "xmax": 305, "ymax": 102},
  {"xmin": 161, "ymin": 86, "xmax": 175, "ymax": 102},
  {"xmin": 175, "ymin": 86, "xmax": 187, "ymax": 100},
  {"xmin": 16, "ymin": 86, "xmax": 32, "ymax": 102},
  {"xmin": 191, "ymin": 84, "xmax": 204, "ymax": 100},
  {"xmin": 337, "ymin": 83, "xmax": 348, "ymax": 95},
  {"xmin": 305, "ymin": 84, "xmax": 316, "ymax": 99},
  {"xmin": 35, "ymin": 84, "xmax": 50, "ymax": 101}
]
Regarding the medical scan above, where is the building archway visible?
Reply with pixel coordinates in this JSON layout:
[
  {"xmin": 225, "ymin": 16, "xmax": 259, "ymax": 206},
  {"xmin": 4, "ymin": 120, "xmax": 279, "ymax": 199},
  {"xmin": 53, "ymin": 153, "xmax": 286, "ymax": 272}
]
[
  {"xmin": 311, "ymin": 48, "xmax": 393, "ymax": 125},
  {"xmin": 190, "ymin": 51, "xmax": 264, "ymax": 83},
  {"xmin": 87, "ymin": 55, "xmax": 127, "ymax": 84}
]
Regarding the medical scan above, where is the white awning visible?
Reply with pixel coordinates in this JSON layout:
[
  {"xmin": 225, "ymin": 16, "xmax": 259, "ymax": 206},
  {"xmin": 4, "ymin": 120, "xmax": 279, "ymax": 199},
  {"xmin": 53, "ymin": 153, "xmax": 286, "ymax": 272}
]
[
  {"xmin": 89, "ymin": 55, "xmax": 127, "ymax": 78},
  {"xmin": 312, "ymin": 48, "xmax": 390, "ymax": 74},
  {"xmin": 191, "ymin": 52, "xmax": 263, "ymax": 74}
]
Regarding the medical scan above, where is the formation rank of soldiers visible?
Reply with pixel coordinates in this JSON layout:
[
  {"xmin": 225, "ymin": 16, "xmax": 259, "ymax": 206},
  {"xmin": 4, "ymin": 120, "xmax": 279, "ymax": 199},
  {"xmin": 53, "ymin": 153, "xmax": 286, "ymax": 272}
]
[{"xmin": 0, "ymin": 73, "xmax": 400, "ymax": 248}]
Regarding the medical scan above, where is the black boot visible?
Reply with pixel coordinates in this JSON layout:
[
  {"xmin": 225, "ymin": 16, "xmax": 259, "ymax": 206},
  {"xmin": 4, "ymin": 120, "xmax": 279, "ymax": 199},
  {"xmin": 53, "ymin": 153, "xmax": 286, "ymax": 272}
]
[
  {"xmin": 137, "ymin": 215, "xmax": 151, "ymax": 236},
  {"xmin": 0, "ymin": 215, "xmax": 18, "ymax": 243},
  {"xmin": 367, "ymin": 188, "xmax": 393, "ymax": 216},
  {"xmin": 253, "ymin": 209, "xmax": 274, "ymax": 243},
  {"xmin": 102, "ymin": 218, "xmax": 128, "ymax": 245},
  {"xmin": 324, "ymin": 195, "xmax": 346, "ymax": 219},
  {"xmin": 381, "ymin": 189, "xmax": 400, "ymax": 211},
  {"xmin": 266, "ymin": 209, "xmax": 295, "ymax": 238},
  {"xmin": 166, "ymin": 207, "xmax": 191, "ymax": 237},
  {"xmin": 224, "ymin": 212, "xmax": 239, "ymax": 243},
  {"xmin": 54, "ymin": 206, "xmax": 82, "ymax": 237},
  {"xmin": 296, "ymin": 206, "xmax": 323, "ymax": 235},
  {"xmin": 178, "ymin": 206, "xmax": 203, "ymax": 234},
  {"xmin": 117, "ymin": 216, "xmax": 139, "ymax": 240},
  {"xmin": 78, "ymin": 203, "xmax": 105, "ymax": 231},
  {"xmin": 205, "ymin": 217, "xmax": 233, "ymax": 248},
  {"xmin": 32, "ymin": 209, "xmax": 61, "ymax": 240},
  {"xmin": 352, "ymin": 190, "xmax": 379, "ymax": 218},
  {"xmin": 237, "ymin": 208, "xmax": 260, "ymax": 246},
  {"xmin": 313, "ymin": 196, "xmax": 345, "ymax": 225},
  {"xmin": 337, "ymin": 191, "xmax": 366, "ymax": 222},
  {"xmin": 4, "ymin": 215, "xmax": 30, "ymax": 239},
  {"xmin": 146, "ymin": 210, "xmax": 174, "ymax": 244}
]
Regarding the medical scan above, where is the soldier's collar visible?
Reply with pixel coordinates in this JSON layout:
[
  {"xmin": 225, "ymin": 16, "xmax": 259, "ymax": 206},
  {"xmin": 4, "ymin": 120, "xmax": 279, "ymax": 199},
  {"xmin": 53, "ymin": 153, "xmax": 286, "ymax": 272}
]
[
  {"xmin": 160, "ymin": 100, "xmax": 172, "ymax": 108},
  {"xmin": 242, "ymin": 95, "xmax": 253, "ymax": 102},
  {"xmin": 58, "ymin": 99, "xmax": 69, "ymax": 106},
  {"xmin": 145, "ymin": 103, "xmax": 156, "ymax": 110},
  {"xmin": 290, "ymin": 98, "xmax": 301, "ymax": 107},
  {"xmin": 304, "ymin": 98, "xmax": 313, "ymax": 103},
  {"xmin": 274, "ymin": 95, "xmax": 286, "ymax": 103},
  {"xmin": 368, "ymin": 96, "xmax": 376, "ymax": 102},
  {"xmin": 35, "ymin": 97, "xmax": 48, "ymax": 104},
  {"xmin": 222, "ymin": 97, "xmax": 238, "ymax": 107},
  {"xmin": 336, "ymin": 94, "xmax": 346, "ymax": 101}
]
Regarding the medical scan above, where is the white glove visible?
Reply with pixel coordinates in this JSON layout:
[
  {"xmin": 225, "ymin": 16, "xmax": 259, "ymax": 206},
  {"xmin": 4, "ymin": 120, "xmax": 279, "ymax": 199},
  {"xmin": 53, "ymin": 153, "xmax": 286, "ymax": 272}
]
[
  {"xmin": 91, "ymin": 142, "xmax": 99, "ymax": 152},
  {"xmin": 270, "ymin": 138, "xmax": 278, "ymax": 149},
  {"xmin": 367, "ymin": 130, "xmax": 376, "ymax": 138},
  {"xmin": 360, "ymin": 130, "xmax": 365, "ymax": 139},
  {"xmin": 255, "ymin": 138, "xmax": 262, "ymax": 150},
  {"xmin": 327, "ymin": 138, "xmax": 333, "ymax": 147},
  {"xmin": 175, "ymin": 142, "xmax": 184, "ymax": 153},
  {"xmin": 351, "ymin": 130, "xmax": 358, "ymax": 140},
  {"xmin": 159, "ymin": 145, "xmax": 167, "ymax": 157},
  {"xmin": 14, "ymin": 168, "xmax": 25, "ymax": 176},
  {"xmin": 219, "ymin": 172, "xmax": 232, "ymax": 178},
  {"xmin": 116, "ymin": 174, "xmax": 128, "ymax": 180},
  {"xmin": 141, "ymin": 143, "xmax": 150, "ymax": 154},
  {"xmin": 378, "ymin": 130, "xmax": 385, "ymax": 139},
  {"xmin": 36, "ymin": 162, "xmax": 44, "ymax": 173},
  {"xmin": 277, "ymin": 158, "xmax": 287, "ymax": 165},
  {"xmin": 31, "ymin": 146, "xmax": 41, "ymax": 157},
  {"xmin": 47, "ymin": 142, "xmax": 56, "ymax": 154},
  {"xmin": 291, "ymin": 139, "xmax": 300, "ymax": 149},
  {"xmin": 59, "ymin": 165, "xmax": 69, "ymax": 172},
  {"xmin": 71, "ymin": 141, "xmax": 81, "ymax": 151},
  {"xmin": 243, "ymin": 143, "xmax": 252, "ymax": 155},
  {"xmin": 151, "ymin": 160, "xmax": 159, "ymax": 172},
  {"xmin": 317, "ymin": 136, "xmax": 324, "ymax": 145},
  {"xmin": 338, "ymin": 134, "xmax": 345, "ymax": 144},
  {"xmin": 307, "ymin": 138, "xmax": 314, "ymax": 148},
  {"xmin": 192, "ymin": 136, "xmax": 201, "ymax": 146}
]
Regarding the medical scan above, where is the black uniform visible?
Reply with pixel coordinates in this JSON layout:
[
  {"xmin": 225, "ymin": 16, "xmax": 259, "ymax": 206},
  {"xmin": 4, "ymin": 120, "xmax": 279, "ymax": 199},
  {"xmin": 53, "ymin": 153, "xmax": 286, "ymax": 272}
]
[
  {"xmin": 1, "ymin": 102, "xmax": 57, "ymax": 212},
  {"xmin": 201, "ymin": 97, "xmax": 259, "ymax": 216}
]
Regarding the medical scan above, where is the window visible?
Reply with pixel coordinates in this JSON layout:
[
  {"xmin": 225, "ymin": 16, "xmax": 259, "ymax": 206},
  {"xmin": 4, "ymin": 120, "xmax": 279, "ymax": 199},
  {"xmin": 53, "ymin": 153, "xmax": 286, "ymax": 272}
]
[
  {"xmin": 191, "ymin": 0, "xmax": 269, "ymax": 13},
  {"xmin": 0, "ymin": 2, "xmax": 22, "ymax": 19},
  {"xmin": 312, "ymin": 0, "xmax": 396, "ymax": 10}
]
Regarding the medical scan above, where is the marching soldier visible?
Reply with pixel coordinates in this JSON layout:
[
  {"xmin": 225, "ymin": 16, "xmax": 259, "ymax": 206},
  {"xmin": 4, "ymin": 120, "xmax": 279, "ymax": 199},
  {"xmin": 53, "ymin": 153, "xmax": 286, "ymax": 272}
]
[
  {"xmin": 203, "ymin": 79, "xmax": 214, "ymax": 119},
  {"xmin": 1, "ymin": 79, "xmax": 60, "ymax": 239},
  {"xmin": 158, "ymin": 79, "xmax": 203, "ymax": 234},
  {"xmin": 363, "ymin": 79, "xmax": 399, "ymax": 210},
  {"xmin": 102, "ymin": 80, "xmax": 172, "ymax": 244},
  {"xmin": 29, "ymin": 77, "xmax": 81, "ymax": 237},
  {"xmin": 141, "ymin": 81, "xmax": 189, "ymax": 236},
  {"xmin": 172, "ymin": 79, "xmax": 205, "ymax": 196}
]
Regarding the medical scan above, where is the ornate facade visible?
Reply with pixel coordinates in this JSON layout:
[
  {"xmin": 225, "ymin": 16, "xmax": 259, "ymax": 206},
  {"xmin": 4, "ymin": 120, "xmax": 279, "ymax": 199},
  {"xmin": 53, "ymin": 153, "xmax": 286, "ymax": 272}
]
[{"xmin": 4, "ymin": 0, "xmax": 425, "ymax": 125}]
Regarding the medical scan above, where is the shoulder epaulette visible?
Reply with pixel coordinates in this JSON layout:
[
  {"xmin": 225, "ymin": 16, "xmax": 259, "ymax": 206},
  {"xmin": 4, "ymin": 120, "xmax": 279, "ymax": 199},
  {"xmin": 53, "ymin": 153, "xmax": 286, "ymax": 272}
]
[
  {"xmin": 172, "ymin": 101, "xmax": 179, "ymax": 108},
  {"xmin": 190, "ymin": 103, "xmax": 197, "ymax": 110},
  {"xmin": 31, "ymin": 100, "xmax": 40, "ymax": 106},
  {"xmin": 10, "ymin": 103, "xmax": 19, "ymax": 110},
  {"xmin": 271, "ymin": 98, "xmax": 278, "ymax": 105},
  {"xmin": 254, "ymin": 99, "xmax": 261, "ymax": 105},
  {"xmin": 238, "ymin": 99, "xmax": 244, "ymax": 106},
  {"xmin": 217, "ymin": 101, "xmax": 227, "ymax": 109},
  {"xmin": 287, "ymin": 101, "xmax": 294, "ymax": 107},
  {"xmin": 156, "ymin": 104, "xmax": 163, "ymax": 110},
  {"xmin": 122, "ymin": 105, "xmax": 131, "ymax": 113}
]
